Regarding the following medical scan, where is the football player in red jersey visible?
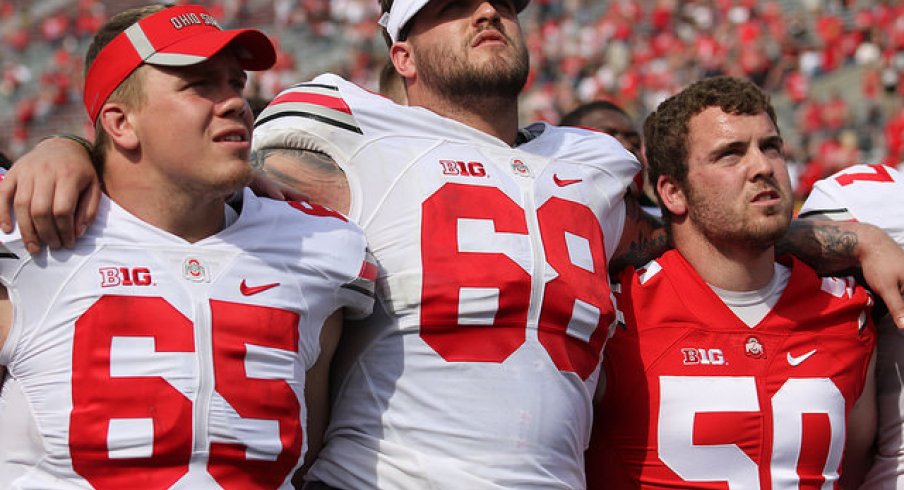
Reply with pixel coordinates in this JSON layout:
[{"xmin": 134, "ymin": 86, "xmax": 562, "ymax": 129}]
[
  {"xmin": 587, "ymin": 76, "xmax": 877, "ymax": 489},
  {"xmin": 0, "ymin": 5, "xmax": 375, "ymax": 487}
]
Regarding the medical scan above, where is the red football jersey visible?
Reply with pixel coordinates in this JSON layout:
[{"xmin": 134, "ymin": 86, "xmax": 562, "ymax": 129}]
[{"xmin": 587, "ymin": 250, "xmax": 875, "ymax": 490}]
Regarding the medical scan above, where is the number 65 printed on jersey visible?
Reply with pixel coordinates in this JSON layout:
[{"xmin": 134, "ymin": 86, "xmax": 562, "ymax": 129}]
[{"xmin": 69, "ymin": 296, "xmax": 302, "ymax": 490}]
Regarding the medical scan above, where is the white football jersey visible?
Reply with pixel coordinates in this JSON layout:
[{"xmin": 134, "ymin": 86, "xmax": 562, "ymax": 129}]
[
  {"xmin": 0, "ymin": 189, "xmax": 374, "ymax": 489},
  {"xmin": 800, "ymin": 164, "xmax": 904, "ymax": 247},
  {"xmin": 800, "ymin": 164, "xmax": 904, "ymax": 489},
  {"xmin": 254, "ymin": 73, "xmax": 640, "ymax": 489}
]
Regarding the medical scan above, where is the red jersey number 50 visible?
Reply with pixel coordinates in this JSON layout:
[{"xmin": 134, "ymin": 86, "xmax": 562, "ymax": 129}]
[{"xmin": 659, "ymin": 376, "xmax": 845, "ymax": 487}]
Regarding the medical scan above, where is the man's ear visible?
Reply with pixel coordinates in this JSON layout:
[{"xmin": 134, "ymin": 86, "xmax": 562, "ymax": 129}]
[
  {"xmin": 389, "ymin": 41, "xmax": 415, "ymax": 82},
  {"xmin": 657, "ymin": 174, "xmax": 688, "ymax": 217},
  {"xmin": 98, "ymin": 103, "xmax": 139, "ymax": 151}
]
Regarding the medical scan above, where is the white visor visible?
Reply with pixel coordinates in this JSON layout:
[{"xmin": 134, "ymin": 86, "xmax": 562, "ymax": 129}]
[{"xmin": 379, "ymin": 0, "xmax": 528, "ymax": 43}]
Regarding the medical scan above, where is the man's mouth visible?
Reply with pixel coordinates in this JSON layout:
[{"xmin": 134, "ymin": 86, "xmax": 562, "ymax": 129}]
[
  {"xmin": 751, "ymin": 188, "xmax": 782, "ymax": 205},
  {"xmin": 213, "ymin": 129, "xmax": 249, "ymax": 143},
  {"xmin": 472, "ymin": 30, "xmax": 507, "ymax": 48}
]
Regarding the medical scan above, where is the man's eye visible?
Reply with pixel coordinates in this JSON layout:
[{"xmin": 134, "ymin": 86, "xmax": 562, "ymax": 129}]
[
  {"xmin": 492, "ymin": 0, "xmax": 517, "ymax": 15},
  {"xmin": 437, "ymin": 0, "xmax": 458, "ymax": 14},
  {"xmin": 762, "ymin": 142, "xmax": 783, "ymax": 156}
]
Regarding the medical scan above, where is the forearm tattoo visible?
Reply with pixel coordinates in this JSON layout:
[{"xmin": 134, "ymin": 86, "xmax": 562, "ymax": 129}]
[
  {"xmin": 250, "ymin": 147, "xmax": 349, "ymax": 212},
  {"xmin": 250, "ymin": 148, "xmax": 267, "ymax": 170},
  {"xmin": 777, "ymin": 219, "xmax": 859, "ymax": 274},
  {"xmin": 251, "ymin": 148, "xmax": 341, "ymax": 172},
  {"xmin": 610, "ymin": 198, "xmax": 670, "ymax": 274}
]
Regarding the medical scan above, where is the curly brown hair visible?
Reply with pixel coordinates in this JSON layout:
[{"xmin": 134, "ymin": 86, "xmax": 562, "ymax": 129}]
[{"xmin": 643, "ymin": 76, "xmax": 779, "ymax": 224}]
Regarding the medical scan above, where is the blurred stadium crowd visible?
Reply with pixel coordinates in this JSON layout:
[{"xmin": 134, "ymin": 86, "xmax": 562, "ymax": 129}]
[{"xmin": 1, "ymin": 0, "xmax": 903, "ymax": 201}]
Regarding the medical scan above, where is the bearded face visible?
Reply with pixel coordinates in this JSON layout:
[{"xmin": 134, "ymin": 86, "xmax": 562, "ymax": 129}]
[
  {"xmin": 670, "ymin": 108, "xmax": 795, "ymax": 252},
  {"xmin": 683, "ymin": 175, "xmax": 793, "ymax": 251},
  {"xmin": 409, "ymin": 23, "xmax": 529, "ymax": 101}
]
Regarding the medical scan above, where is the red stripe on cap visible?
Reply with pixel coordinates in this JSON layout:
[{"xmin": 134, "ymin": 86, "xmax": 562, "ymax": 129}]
[
  {"xmin": 269, "ymin": 92, "xmax": 353, "ymax": 115},
  {"xmin": 358, "ymin": 260, "xmax": 378, "ymax": 282}
]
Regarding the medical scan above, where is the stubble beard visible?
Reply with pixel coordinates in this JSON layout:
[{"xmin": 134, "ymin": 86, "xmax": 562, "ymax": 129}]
[
  {"xmin": 216, "ymin": 161, "xmax": 254, "ymax": 197},
  {"xmin": 412, "ymin": 29, "xmax": 530, "ymax": 106},
  {"xmin": 181, "ymin": 155, "xmax": 253, "ymax": 200},
  {"xmin": 686, "ymin": 184, "xmax": 793, "ymax": 251}
]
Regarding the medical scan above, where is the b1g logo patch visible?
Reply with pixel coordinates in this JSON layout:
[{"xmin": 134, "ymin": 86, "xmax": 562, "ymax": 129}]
[
  {"xmin": 99, "ymin": 267, "xmax": 153, "ymax": 287},
  {"xmin": 681, "ymin": 348, "xmax": 726, "ymax": 365},
  {"xmin": 440, "ymin": 160, "xmax": 487, "ymax": 178}
]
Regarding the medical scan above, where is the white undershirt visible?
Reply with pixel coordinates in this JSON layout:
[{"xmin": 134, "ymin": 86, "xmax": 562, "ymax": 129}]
[{"xmin": 708, "ymin": 263, "xmax": 791, "ymax": 328}]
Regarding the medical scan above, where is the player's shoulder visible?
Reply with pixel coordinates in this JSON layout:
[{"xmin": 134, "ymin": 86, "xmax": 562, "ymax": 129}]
[
  {"xmin": 247, "ymin": 193, "xmax": 365, "ymax": 255},
  {"xmin": 527, "ymin": 123, "xmax": 639, "ymax": 173},
  {"xmin": 532, "ymin": 123, "xmax": 633, "ymax": 156},
  {"xmin": 823, "ymin": 163, "xmax": 903, "ymax": 184},
  {"xmin": 252, "ymin": 73, "xmax": 421, "ymax": 158},
  {"xmin": 806, "ymin": 164, "xmax": 903, "ymax": 204},
  {"xmin": 807, "ymin": 273, "xmax": 874, "ymax": 341},
  {"xmin": 239, "ymin": 192, "xmax": 368, "ymax": 274},
  {"xmin": 612, "ymin": 252, "xmax": 679, "ymax": 320},
  {"xmin": 616, "ymin": 250, "xmax": 683, "ymax": 288},
  {"xmin": 782, "ymin": 256, "xmax": 873, "ymax": 327},
  {"xmin": 801, "ymin": 163, "xmax": 904, "ymax": 234},
  {"xmin": 245, "ymin": 191, "xmax": 360, "ymax": 235},
  {"xmin": 611, "ymin": 252, "xmax": 699, "ymax": 338},
  {"xmin": 255, "ymin": 73, "xmax": 381, "ymax": 129}
]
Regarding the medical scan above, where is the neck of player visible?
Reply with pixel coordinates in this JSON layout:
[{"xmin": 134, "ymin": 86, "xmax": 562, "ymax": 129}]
[
  {"xmin": 103, "ymin": 156, "xmax": 233, "ymax": 243},
  {"xmin": 407, "ymin": 87, "xmax": 521, "ymax": 146},
  {"xmin": 673, "ymin": 230, "xmax": 777, "ymax": 292}
]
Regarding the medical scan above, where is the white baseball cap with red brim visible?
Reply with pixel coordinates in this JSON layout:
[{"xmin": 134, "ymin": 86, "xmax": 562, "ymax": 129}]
[
  {"xmin": 379, "ymin": 0, "xmax": 530, "ymax": 44},
  {"xmin": 84, "ymin": 4, "xmax": 275, "ymax": 123}
]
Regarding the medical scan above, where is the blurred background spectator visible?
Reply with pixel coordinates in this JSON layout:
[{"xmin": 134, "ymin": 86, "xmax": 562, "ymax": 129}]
[{"xmin": 1, "ymin": 0, "xmax": 902, "ymax": 206}]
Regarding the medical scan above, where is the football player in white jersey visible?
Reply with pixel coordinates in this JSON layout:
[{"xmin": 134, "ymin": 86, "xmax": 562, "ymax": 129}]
[
  {"xmin": 5, "ymin": 1, "xmax": 904, "ymax": 489},
  {"xmin": 800, "ymin": 164, "xmax": 904, "ymax": 489},
  {"xmin": 0, "ymin": 4, "xmax": 374, "ymax": 488}
]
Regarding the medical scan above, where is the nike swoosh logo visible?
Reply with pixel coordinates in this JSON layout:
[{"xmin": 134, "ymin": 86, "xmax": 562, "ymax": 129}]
[
  {"xmin": 553, "ymin": 174, "xmax": 582, "ymax": 187},
  {"xmin": 786, "ymin": 349, "xmax": 817, "ymax": 366},
  {"xmin": 240, "ymin": 280, "xmax": 280, "ymax": 296}
]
